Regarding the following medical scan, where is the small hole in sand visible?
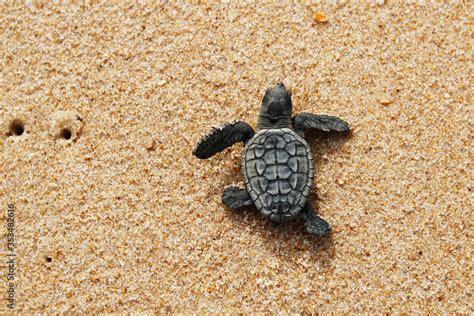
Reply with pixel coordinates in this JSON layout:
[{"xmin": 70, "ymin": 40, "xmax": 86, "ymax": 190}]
[
  {"xmin": 46, "ymin": 257, "xmax": 52, "ymax": 263},
  {"xmin": 59, "ymin": 128, "xmax": 72, "ymax": 140},
  {"xmin": 7, "ymin": 119, "xmax": 25, "ymax": 136}
]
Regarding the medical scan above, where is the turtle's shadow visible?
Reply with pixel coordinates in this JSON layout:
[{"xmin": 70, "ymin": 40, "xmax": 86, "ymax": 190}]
[{"xmin": 226, "ymin": 129, "xmax": 351, "ymax": 269}]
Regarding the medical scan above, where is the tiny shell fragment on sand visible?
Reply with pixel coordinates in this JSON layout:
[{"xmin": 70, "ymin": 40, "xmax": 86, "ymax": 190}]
[
  {"xmin": 157, "ymin": 79, "xmax": 167, "ymax": 86},
  {"xmin": 146, "ymin": 140, "xmax": 156, "ymax": 151},
  {"xmin": 313, "ymin": 11, "xmax": 329, "ymax": 23},
  {"xmin": 380, "ymin": 98, "xmax": 392, "ymax": 105}
]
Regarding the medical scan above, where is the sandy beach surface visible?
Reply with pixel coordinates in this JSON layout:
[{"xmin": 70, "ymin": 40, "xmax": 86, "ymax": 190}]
[{"xmin": 1, "ymin": 2, "xmax": 472, "ymax": 313}]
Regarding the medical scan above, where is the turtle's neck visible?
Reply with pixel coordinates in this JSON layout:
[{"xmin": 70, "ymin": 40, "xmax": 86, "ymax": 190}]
[{"xmin": 257, "ymin": 114, "xmax": 292, "ymax": 130}]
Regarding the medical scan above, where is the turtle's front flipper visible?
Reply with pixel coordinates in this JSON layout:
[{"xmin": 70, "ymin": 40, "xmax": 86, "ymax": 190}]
[
  {"xmin": 302, "ymin": 203, "xmax": 331, "ymax": 237},
  {"xmin": 293, "ymin": 113, "xmax": 350, "ymax": 133},
  {"xmin": 193, "ymin": 120, "xmax": 255, "ymax": 159},
  {"xmin": 222, "ymin": 185, "xmax": 253, "ymax": 209}
]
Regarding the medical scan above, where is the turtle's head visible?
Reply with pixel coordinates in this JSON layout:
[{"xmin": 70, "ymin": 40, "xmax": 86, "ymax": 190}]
[{"xmin": 258, "ymin": 82, "xmax": 293, "ymax": 129}]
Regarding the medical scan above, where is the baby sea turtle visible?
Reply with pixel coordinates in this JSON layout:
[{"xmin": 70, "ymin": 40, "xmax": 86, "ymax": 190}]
[{"xmin": 193, "ymin": 82, "xmax": 350, "ymax": 236}]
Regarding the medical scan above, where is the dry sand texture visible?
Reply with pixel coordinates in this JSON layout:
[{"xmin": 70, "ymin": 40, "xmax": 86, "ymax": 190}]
[{"xmin": 0, "ymin": 1, "xmax": 472, "ymax": 313}]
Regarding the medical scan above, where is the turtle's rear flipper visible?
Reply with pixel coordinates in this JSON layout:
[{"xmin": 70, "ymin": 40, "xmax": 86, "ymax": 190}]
[
  {"xmin": 193, "ymin": 120, "xmax": 255, "ymax": 159},
  {"xmin": 293, "ymin": 113, "xmax": 350, "ymax": 133},
  {"xmin": 222, "ymin": 185, "xmax": 253, "ymax": 209},
  {"xmin": 303, "ymin": 203, "xmax": 331, "ymax": 237}
]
